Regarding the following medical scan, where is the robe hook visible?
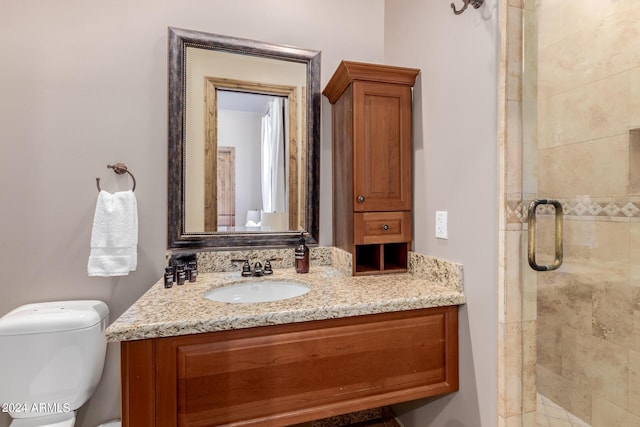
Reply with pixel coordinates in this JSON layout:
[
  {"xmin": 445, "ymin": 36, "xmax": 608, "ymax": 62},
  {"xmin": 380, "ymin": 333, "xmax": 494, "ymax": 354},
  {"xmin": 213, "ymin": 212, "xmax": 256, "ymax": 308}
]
[{"xmin": 451, "ymin": 0, "xmax": 484, "ymax": 15}]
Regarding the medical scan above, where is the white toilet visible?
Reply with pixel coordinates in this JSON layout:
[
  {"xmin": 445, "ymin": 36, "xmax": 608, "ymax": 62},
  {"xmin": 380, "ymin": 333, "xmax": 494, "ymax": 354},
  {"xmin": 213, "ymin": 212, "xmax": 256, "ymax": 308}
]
[{"xmin": 0, "ymin": 300, "xmax": 113, "ymax": 427}]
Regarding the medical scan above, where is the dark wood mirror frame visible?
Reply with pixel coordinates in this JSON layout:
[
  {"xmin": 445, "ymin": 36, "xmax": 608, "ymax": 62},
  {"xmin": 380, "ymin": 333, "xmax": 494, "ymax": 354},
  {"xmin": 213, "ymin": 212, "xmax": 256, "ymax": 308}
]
[{"xmin": 167, "ymin": 27, "xmax": 321, "ymax": 250}]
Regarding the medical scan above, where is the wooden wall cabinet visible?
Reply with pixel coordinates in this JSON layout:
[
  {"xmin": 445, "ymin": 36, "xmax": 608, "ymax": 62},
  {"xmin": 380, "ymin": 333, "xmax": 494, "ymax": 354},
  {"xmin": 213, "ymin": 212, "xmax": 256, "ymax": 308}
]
[
  {"xmin": 323, "ymin": 61, "xmax": 420, "ymax": 275},
  {"xmin": 120, "ymin": 307, "xmax": 458, "ymax": 427}
]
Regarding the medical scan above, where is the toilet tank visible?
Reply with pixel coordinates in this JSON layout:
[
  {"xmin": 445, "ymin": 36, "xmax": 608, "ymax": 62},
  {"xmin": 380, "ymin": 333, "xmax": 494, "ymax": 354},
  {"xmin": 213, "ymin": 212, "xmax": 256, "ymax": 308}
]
[{"xmin": 0, "ymin": 300, "xmax": 109, "ymax": 419}]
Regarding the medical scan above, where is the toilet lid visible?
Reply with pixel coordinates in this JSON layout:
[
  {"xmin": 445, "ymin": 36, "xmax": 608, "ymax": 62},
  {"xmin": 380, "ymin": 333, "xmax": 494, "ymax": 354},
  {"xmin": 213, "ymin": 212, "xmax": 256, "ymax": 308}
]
[{"xmin": 0, "ymin": 300, "xmax": 108, "ymax": 335}]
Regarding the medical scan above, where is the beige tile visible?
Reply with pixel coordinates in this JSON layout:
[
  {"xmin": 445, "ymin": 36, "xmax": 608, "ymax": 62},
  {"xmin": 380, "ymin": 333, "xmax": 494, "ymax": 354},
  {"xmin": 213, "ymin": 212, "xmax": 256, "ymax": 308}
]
[
  {"xmin": 504, "ymin": 414, "xmax": 523, "ymax": 427},
  {"xmin": 630, "ymin": 68, "xmax": 640, "ymax": 130},
  {"xmin": 547, "ymin": 419, "xmax": 571, "ymax": 427},
  {"xmin": 536, "ymin": 366, "xmax": 593, "ymax": 426},
  {"xmin": 506, "ymin": 322, "xmax": 523, "ymax": 417},
  {"xmin": 562, "ymin": 74, "xmax": 630, "ymax": 144},
  {"xmin": 562, "ymin": 1, "xmax": 615, "ymax": 47},
  {"xmin": 538, "ymin": 29, "xmax": 592, "ymax": 96},
  {"xmin": 522, "ymin": 321, "xmax": 536, "ymax": 413},
  {"xmin": 560, "ymin": 219, "xmax": 630, "ymax": 285},
  {"xmin": 591, "ymin": 395, "xmax": 640, "ymax": 427},
  {"xmin": 588, "ymin": 10, "xmax": 640, "ymax": 86},
  {"xmin": 535, "ymin": 412, "xmax": 549, "ymax": 427},
  {"xmin": 629, "ymin": 350, "xmax": 640, "ymax": 417},
  {"xmin": 566, "ymin": 388, "xmax": 592, "ymax": 426},
  {"xmin": 630, "ymin": 223, "xmax": 640, "ymax": 286},
  {"xmin": 537, "ymin": 271, "xmax": 593, "ymax": 339},
  {"xmin": 507, "ymin": 0, "xmax": 522, "ymax": 8},
  {"xmin": 561, "ymin": 329, "xmax": 628, "ymax": 409},
  {"xmin": 506, "ymin": 100, "xmax": 523, "ymax": 195},
  {"xmin": 521, "ymin": 255, "xmax": 536, "ymax": 322},
  {"xmin": 521, "ymin": 6, "xmax": 538, "ymax": 196},
  {"xmin": 536, "ymin": 0, "xmax": 564, "ymax": 49},
  {"xmin": 538, "ymin": 135, "xmax": 630, "ymax": 199},
  {"xmin": 522, "ymin": 410, "xmax": 536, "ymax": 427},
  {"xmin": 534, "ymin": 217, "xmax": 630, "ymax": 289},
  {"xmin": 507, "ymin": 6, "xmax": 522, "ymax": 102},
  {"xmin": 592, "ymin": 287, "xmax": 640, "ymax": 352},
  {"xmin": 536, "ymin": 90, "xmax": 563, "ymax": 150},
  {"xmin": 498, "ymin": 322, "xmax": 507, "ymax": 418},
  {"xmin": 629, "ymin": 130, "xmax": 640, "ymax": 195},
  {"xmin": 537, "ymin": 365, "xmax": 573, "ymax": 416},
  {"xmin": 505, "ymin": 230, "xmax": 523, "ymax": 323},
  {"xmin": 536, "ymin": 297, "xmax": 563, "ymax": 373},
  {"xmin": 539, "ymin": 2, "xmax": 638, "ymax": 95}
]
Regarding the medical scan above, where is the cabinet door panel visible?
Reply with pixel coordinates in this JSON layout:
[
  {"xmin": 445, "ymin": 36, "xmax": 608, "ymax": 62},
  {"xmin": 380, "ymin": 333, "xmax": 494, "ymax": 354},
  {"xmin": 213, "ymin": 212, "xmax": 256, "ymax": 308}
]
[
  {"xmin": 153, "ymin": 308, "xmax": 458, "ymax": 427},
  {"xmin": 353, "ymin": 82, "xmax": 412, "ymax": 212}
]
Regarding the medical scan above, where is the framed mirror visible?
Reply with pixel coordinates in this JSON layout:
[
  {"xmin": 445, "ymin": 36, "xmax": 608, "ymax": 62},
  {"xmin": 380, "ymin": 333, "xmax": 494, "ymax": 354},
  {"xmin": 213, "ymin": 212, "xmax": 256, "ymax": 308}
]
[{"xmin": 168, "ymin": 27, "xmax": 320, "ymax": 249}]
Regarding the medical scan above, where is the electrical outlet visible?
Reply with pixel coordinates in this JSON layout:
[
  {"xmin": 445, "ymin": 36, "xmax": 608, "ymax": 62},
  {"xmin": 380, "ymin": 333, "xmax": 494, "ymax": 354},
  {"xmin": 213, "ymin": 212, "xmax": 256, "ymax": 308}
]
[{"xmin": 435, "ymin": 211, "xmax": 448, "ymax": 239}]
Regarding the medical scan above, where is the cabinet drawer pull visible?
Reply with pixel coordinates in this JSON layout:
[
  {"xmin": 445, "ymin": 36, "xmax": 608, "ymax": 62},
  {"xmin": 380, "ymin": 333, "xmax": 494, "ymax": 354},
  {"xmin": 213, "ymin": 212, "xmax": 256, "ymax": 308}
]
[
  {"xmin": 357, "ymin": 195, "xmax": 365, "ymax": 203},
  {"xmin": 382, "ymin": 224, "xmax": 390, "ymax": 231}
]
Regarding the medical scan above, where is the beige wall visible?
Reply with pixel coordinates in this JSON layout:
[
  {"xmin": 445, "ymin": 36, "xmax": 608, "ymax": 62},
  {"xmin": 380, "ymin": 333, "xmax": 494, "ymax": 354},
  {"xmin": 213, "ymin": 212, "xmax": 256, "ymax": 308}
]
[
  {"xmin": 0, "ymin": 1, "xmax": 384, "ymax": 426},
  {"xmin": 533, "ymin": 1, "xmax": 640, "ymax": 425},
  {"xmin": 384, "ymin": 1, "xmax": 499, "ymax": 426}
]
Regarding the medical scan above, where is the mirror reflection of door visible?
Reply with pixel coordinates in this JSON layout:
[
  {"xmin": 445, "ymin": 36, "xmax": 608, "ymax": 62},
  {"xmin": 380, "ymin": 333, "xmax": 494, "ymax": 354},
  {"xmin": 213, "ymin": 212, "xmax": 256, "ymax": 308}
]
[{"xmin": 216, "ymin": 147, "xmax": 235, "ymax": 228}]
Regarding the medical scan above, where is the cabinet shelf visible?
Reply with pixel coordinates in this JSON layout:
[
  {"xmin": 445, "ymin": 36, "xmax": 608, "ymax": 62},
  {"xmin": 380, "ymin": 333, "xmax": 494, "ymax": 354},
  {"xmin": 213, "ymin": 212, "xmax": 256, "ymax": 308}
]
[{"xmin": 355, "ymin": 242, "xmax": 408, "ymax": 274}]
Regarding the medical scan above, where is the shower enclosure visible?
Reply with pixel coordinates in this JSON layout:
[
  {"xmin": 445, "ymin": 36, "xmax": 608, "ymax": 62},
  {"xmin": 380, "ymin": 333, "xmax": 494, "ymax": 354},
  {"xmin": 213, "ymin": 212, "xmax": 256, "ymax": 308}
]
[{"xmin": 521, "ymin": 1, "xmax": 640, "ymax": 425}]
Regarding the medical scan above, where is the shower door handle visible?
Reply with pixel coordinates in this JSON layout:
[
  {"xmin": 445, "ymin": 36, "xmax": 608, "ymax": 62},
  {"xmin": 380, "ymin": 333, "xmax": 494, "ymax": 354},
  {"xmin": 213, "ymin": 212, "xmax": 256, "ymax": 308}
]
[{"xmin": 527, "ymin": 199, "xmax": 563, "ymax": 271}]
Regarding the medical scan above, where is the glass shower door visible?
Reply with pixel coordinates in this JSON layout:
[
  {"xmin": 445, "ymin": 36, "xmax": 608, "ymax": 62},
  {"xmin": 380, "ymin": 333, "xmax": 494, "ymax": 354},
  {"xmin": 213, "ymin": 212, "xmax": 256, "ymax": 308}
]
[{"xmin": 523, "ymin": 1, "xmax": 640, "ymax": 426}]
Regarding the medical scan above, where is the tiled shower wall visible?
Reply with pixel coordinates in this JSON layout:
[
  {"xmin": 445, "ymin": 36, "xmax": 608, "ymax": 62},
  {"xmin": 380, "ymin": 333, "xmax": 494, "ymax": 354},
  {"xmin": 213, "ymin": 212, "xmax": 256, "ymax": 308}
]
[
  {"xmin": 500, "ymin": 0, "xmax": 640, "ymax": 426},
  {"xmin": 533, "ymin": 1, "xmax": 640, "ymax": 425}
]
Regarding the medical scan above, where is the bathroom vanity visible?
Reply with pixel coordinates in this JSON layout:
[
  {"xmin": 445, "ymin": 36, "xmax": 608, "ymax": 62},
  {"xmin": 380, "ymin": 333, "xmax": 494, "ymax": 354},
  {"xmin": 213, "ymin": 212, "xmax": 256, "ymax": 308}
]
[
  {"xmin": 148, "ymin": 27, "xmax": 464, "ymax": 427},
  {"xmin": 107, "ymin": 249, "xmax": 465, "ymax": 427}
]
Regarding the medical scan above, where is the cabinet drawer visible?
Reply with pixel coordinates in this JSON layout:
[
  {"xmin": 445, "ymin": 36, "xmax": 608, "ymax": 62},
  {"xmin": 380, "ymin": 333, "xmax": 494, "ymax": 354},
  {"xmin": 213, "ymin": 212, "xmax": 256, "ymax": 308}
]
[{"xmin": 354, "ymin": 212, "xmax": 411, "ymax": 244}]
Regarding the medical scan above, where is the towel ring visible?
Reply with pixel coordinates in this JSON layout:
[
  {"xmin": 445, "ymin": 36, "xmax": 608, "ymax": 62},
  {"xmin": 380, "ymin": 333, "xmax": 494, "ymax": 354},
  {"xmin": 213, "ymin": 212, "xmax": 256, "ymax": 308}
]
[{"xmin": 96, "ymin": 163, "xmax": 136, "ymax": 192}]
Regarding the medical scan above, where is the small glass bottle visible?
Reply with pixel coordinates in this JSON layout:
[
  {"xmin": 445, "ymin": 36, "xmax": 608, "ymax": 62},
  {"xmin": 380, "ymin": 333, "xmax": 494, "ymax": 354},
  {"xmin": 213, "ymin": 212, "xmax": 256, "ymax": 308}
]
[
  {"xmin": 188, "ymin": 261, "xmax": 198, "ymax": 282},
  {"xmin": 164, "ymin": 267, "xmax": 175, "ymax": 288},
  {"xmin": 176, "ymin": 264, "xmax": 187, "ymax": 285},
  {"xmin": 295, "ymin": 233, "xmax": 309, "ymax": 274}
]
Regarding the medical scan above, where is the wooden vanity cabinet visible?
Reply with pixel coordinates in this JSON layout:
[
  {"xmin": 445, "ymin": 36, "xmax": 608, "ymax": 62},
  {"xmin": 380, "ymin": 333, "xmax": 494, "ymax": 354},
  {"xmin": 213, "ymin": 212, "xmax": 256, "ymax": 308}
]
[
  {"xmin": 120, "ymin": 307, "xmax": 459, "ymax": 427},
  {"xmin": 323, "ymin": 61, "xmax": 420, "ymax": 275}
]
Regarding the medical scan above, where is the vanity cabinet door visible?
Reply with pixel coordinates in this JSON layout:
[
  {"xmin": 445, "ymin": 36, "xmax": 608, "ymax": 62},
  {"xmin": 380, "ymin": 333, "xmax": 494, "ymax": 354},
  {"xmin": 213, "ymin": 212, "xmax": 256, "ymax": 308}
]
[
  {"xmin": 121, "ymin": 307, "xmax": 458, "ymax": 427},
  {"xmin": 352, "ymin": 81, "xmax": 413, "ymax": 213}
]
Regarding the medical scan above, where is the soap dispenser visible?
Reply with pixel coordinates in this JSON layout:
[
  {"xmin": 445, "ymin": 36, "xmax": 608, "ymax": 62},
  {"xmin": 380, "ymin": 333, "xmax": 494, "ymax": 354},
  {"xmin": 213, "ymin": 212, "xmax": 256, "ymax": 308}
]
[{"xmin": 295, "ymin": 232, "xmax": 310, "ymax": 274}]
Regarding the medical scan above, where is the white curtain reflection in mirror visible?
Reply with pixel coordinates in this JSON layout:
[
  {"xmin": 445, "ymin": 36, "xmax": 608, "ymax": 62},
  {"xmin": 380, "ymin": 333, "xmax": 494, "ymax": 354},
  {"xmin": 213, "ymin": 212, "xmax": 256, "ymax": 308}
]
[{"xmin": 261, "ymin": 97, "xmax": 287, "ymax": 216}]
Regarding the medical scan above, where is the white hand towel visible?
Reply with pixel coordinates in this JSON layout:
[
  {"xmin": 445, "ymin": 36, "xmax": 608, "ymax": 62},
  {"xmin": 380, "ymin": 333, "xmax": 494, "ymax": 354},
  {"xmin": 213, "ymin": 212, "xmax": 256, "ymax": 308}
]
[{"xmin": 88, "ymin": 190, "xmax": 138, "ymax": 276}]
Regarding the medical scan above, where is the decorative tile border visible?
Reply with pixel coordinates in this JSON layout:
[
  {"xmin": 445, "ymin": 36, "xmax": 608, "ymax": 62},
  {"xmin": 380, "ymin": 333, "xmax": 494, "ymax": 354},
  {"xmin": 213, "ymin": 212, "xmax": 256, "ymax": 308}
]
[{"xmin": 506, "ymin": 198, "xmax": 640, "ymax": 223}]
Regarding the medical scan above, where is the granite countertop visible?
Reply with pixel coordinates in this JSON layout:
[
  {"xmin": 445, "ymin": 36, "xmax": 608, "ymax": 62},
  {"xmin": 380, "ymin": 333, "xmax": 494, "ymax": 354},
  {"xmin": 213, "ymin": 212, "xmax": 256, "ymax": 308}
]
[{"xmin": 106, "ymin": 248, "xmax": 466, "ymax": 342}]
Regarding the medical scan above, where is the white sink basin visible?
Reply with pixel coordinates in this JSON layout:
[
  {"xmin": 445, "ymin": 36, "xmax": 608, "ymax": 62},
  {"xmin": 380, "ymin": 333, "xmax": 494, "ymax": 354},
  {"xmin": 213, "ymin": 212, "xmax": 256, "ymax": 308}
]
[{"xmin": 204, "ymin": 280, "xmax": 311, "ymax": 304}]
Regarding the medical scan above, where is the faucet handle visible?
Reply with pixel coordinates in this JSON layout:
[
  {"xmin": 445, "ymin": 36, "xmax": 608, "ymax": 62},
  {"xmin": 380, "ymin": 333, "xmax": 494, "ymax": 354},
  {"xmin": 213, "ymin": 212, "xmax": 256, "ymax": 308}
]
[
  {"xmin": 263, "ymin": 260, "xmax": 274, "ymax": 275},
  {"xmin": 231, "ymin": 259, "xmax": 252, "ymax": 277}
]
